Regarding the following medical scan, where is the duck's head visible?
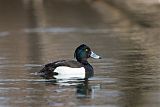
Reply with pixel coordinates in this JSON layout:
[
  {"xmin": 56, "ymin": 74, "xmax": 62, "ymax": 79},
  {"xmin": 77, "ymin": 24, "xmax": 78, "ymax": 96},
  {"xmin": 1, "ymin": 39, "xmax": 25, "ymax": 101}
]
[{"xmin": 74, "ymin": 44, "xmax": 101, "ymax": 63}]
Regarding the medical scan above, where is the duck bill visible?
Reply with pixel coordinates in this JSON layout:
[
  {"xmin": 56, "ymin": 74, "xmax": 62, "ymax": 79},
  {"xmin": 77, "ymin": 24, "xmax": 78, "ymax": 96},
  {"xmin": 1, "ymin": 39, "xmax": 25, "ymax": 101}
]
[{"xmin": 90, "ymin": 51, "xmax": 101, "ymax": 59}]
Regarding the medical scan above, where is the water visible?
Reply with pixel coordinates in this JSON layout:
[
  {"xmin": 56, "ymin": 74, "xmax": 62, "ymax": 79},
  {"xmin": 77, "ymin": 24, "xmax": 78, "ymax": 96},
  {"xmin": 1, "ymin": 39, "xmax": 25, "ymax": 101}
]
[{"xmin": 0, "ymin": 0, "xmax": 160, "ymax": 107}]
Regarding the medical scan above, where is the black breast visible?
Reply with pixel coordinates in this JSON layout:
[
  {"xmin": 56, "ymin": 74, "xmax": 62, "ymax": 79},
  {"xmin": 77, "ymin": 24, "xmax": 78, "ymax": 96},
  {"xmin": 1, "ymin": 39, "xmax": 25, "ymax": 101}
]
[{"xmin": 83, "ymin": 63, "xmax": 94, "ymax": 78}]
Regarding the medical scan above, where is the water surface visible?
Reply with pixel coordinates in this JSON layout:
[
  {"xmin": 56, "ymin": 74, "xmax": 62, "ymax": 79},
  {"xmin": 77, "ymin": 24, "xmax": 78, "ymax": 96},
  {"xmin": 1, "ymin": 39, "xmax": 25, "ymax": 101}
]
[{"xmin": 0, "ymin": 0, "xmax": 160, "ymax": 107}]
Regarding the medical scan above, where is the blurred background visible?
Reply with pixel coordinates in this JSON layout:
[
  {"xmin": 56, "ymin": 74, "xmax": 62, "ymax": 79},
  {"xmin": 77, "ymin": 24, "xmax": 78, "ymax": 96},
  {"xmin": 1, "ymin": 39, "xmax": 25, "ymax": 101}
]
[{"xmin": 0, "ymin": 0, "xmax": 160, "ymax": 107}]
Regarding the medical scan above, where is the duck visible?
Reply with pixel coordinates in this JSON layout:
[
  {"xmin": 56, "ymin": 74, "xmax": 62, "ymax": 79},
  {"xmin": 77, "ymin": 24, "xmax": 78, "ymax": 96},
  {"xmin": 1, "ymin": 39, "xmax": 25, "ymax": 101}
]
[{"xmin": 39, "ymin": 44, "xmax": 101, "ymax": 79}]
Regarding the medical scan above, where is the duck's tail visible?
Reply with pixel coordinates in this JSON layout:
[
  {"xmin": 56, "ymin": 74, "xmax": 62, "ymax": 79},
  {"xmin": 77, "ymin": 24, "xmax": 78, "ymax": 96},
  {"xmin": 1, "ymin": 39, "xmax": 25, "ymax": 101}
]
[{"xmin": 37, "ymin": 66, "xmax": 57, "ymax": 79}]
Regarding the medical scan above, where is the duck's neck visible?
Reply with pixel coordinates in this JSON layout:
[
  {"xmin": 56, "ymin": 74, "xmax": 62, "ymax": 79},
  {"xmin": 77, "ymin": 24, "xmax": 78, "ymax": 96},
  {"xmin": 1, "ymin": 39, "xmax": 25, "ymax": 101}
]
[
  {"xmin": 80, "ymin": 60, "xmax": 89, "ymax": 65},
  {"xmin": 79, "ymin": 60, "xmax": 93, "ymax": 71},
  {"xmin": 77, "ymin": 59, "xmax": 93, "ymax": 71}
]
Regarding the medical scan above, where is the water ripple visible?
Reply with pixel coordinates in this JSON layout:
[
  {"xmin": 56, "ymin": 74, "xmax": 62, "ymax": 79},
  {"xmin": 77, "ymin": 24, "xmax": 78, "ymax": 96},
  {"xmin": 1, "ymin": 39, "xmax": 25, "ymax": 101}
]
[
  {"xmin": 0, "ymin": 31, "xmax": 10, "ymax": 37},
  {"xmin": 23, "ymin": 27, "xmax": 112, "ymax": 34}
]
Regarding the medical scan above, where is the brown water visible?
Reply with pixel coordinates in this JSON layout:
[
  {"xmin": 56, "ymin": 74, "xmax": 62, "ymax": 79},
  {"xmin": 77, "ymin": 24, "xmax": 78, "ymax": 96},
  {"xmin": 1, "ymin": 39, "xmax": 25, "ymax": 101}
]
[{"xmin": 0, "ymin": 0, "xmax": 160, "ymax": 107}]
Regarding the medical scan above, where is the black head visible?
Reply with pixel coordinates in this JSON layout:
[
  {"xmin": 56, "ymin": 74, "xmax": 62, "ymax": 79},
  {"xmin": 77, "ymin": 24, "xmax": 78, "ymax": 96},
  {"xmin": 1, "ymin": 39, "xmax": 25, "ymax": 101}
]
[{"xmin": 74, "ymin": 44, "xmax": 101, "ymax": 63}]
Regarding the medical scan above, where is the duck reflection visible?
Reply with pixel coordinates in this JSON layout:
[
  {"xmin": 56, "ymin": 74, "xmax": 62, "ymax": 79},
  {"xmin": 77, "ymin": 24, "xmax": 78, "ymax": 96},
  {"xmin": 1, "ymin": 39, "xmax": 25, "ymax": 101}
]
[
  {"xmin": 44, "ymin": 78, "xmax": 92, "ymax": 98},
  {"xmin": 76, "ymin": 79, "xmax": 92, "ymax": 98}
]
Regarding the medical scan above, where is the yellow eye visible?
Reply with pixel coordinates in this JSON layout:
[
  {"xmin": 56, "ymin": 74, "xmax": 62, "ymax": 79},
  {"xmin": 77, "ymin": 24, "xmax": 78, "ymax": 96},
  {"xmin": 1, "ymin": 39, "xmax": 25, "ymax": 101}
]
[{"xmin": 85, "ymin": 49, "xmax": 88, "ymax": 51}]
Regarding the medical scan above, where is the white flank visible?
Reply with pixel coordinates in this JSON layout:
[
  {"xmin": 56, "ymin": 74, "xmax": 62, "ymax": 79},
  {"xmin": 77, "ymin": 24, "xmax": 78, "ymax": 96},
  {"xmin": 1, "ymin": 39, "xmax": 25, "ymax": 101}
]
[{"xmin": 54, "ymin": 66, "xmax": 85, "ymax": 79}]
